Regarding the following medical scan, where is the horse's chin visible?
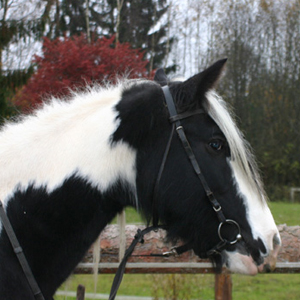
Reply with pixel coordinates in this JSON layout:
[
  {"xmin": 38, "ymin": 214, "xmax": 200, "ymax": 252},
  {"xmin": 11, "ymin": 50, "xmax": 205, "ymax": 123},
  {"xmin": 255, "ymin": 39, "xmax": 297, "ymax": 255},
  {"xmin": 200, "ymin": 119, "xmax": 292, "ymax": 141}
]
[{"xmin": 224, "ymin": 251, "xmax": 259, "ymax": 275}]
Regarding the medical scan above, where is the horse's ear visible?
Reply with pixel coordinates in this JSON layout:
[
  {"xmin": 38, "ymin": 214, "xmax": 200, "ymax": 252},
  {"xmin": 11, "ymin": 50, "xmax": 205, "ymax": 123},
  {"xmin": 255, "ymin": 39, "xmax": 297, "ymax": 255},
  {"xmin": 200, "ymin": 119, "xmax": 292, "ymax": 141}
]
[
  {"xmin": 154, "ymin": 68, "xmax": 168, "ymax": 86},
  {"xmin": 182, "ymin": 59, "xmax": 227, "ymax": 101}
]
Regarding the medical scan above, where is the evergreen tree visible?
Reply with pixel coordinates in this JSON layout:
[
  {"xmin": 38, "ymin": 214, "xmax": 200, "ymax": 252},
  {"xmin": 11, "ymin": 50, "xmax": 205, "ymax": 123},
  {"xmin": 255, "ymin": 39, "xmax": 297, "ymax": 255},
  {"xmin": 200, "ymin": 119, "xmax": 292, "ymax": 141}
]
[
  {"xmin": 44, "ymin": 0, "xmax": 173, "ymax": 73},
  {"xmin": 0, "ymin": 0, "xmax": 45, "ymax": 121},
  {"xmin": 118, "ymin": 0, "xmax": 173, "ymax": 73}
]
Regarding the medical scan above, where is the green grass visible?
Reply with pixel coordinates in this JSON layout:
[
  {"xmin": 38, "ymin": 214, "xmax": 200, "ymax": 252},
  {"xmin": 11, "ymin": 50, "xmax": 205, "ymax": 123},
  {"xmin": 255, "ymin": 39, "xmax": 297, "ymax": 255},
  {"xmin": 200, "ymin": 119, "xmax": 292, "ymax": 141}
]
[
  {"xmin": 55, "ymin": 273, "xmax": 300, "ymax": 300},
  {"xmin": 269, "ymin": 202, "xmax": 300, "ymax": 226},
  {"xmin": 111, "ymin": 207, "xmax": 144, "ymax": 224},
  {"xmin": 232, "ymin": 274, "xmax": 300, "ymax": 300},
  {"xmin": 54, "ymin": 202, "xmax": 300, "ymax": 300},
  {"xmin": 55, "ymin": 274, "xmax": 215, "ymax": 299}
]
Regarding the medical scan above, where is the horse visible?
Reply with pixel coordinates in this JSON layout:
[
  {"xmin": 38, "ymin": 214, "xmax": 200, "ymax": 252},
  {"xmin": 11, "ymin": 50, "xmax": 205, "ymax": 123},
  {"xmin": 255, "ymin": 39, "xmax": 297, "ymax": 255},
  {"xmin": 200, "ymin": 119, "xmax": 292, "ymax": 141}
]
[{"xmin": 0, "ymin": 59, "xmax": 281, "ymax": 300}]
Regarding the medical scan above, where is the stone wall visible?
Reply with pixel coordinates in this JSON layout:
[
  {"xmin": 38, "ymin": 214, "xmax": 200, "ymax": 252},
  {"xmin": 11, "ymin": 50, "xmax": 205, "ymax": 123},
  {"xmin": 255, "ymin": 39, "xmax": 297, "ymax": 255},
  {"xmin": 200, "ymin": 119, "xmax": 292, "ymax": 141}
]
[{"xmin": 81, "ymin": 224, "xmax": 300, "ymax": 265}]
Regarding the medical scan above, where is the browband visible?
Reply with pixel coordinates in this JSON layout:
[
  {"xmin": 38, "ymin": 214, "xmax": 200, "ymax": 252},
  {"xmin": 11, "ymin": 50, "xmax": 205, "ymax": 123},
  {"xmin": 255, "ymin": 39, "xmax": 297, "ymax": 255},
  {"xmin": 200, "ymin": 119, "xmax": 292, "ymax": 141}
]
[{"xmin": 162, "ymin": 86, "xmax": 206, "ymax": 122}]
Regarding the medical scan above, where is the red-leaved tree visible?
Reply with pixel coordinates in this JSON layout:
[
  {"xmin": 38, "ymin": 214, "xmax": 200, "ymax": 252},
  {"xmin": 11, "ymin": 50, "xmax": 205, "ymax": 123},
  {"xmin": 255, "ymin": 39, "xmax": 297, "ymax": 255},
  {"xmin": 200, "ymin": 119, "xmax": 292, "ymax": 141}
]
[{"xmin": 14, "ymin": 35, "xmax": 149, "ymax": 109}]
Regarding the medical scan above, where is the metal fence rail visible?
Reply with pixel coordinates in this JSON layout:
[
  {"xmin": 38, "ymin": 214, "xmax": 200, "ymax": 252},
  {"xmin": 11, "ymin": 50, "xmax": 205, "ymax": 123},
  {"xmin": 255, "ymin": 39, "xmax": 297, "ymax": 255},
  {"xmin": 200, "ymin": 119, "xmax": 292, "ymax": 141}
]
[{"xmin": 75, "ymin": 261, "xmax": 300, "ymax": 274}]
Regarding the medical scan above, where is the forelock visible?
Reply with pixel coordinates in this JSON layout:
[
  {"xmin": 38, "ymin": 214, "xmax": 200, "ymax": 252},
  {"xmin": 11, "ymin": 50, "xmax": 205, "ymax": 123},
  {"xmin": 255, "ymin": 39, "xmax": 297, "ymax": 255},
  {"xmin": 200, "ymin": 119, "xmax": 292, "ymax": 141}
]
[{"xmin": 204, "ymin": 90, "xmax": 266, "ymax": 203}]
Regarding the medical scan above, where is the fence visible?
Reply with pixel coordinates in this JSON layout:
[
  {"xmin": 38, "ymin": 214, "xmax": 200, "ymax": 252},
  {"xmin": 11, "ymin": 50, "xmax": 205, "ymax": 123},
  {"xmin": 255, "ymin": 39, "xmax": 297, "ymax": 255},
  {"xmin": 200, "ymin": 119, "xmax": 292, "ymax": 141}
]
[
  {"xmin": 62, "ymin": 223, "xmax": 300, "ymax": 300},
  {"xmin": 290, "ymin": 187, "xmax": 300, "ymax": 202}
]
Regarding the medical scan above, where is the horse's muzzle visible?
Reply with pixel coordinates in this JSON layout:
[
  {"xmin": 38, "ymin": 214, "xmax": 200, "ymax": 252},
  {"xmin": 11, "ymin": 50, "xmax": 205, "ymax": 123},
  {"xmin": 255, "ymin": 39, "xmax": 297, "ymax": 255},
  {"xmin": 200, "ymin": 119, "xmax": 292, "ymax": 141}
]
[{"xmin": 258, "ymin": 233, "xmax": 281, "ymax": 273}]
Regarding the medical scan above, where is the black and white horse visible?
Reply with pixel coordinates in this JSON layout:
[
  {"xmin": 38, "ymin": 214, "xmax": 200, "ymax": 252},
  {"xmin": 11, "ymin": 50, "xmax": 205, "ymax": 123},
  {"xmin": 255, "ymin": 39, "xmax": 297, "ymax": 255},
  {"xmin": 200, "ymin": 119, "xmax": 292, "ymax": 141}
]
[{"xmin": 0, "ymin": 60, "xmax": 280, "ymax": 299}]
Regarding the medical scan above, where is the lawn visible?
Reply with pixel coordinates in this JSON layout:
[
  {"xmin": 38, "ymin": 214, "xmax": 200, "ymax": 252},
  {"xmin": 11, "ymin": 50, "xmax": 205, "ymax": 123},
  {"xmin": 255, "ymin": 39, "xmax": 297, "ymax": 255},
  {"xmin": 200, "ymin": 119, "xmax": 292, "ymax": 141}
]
[
  {"xmin": 54, "ymin": 202, "xmax": 300, "ymax": 300},
  {"xmin": 268, "ymin": 201, "xmax": 300, "ymax": 226}
]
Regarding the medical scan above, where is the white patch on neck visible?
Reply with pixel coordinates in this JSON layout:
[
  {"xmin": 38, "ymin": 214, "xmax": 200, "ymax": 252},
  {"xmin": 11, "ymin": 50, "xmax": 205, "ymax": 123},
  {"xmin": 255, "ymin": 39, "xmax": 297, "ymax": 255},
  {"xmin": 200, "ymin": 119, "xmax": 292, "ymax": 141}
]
[{"xmin": 0, "ymin": 84, "xmax": 137, "ymax": 210}]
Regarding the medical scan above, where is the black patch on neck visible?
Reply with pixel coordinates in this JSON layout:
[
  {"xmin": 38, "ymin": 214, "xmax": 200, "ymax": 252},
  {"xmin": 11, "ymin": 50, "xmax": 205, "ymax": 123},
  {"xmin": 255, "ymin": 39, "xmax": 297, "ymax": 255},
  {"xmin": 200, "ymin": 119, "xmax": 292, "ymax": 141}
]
[
  {"xmin": 0, "ymin": 174, "xmax": 134, "ymax": 299},
  {"xmin": 112, "ymin": 81, "xmax": 167, "ymax": 149}
]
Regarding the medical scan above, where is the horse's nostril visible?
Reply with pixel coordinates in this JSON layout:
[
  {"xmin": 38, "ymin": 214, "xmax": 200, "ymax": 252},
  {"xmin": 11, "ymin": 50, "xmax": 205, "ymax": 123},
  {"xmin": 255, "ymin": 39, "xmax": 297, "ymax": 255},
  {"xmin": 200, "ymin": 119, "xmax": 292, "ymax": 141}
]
[
  {"xmin": 272, "ymin": 233, "xmax": 281, "ymax": 259},
  {"xmin": 260, "ymin": 232, "xmax": 281, "ymax": 273},
  {"xmin": 263, "ymin": 264, "xmax": 272, "ymax": 273},
  {"xmin": 273, "ymin": 233, "xmax": 281, "ymax": 247}
]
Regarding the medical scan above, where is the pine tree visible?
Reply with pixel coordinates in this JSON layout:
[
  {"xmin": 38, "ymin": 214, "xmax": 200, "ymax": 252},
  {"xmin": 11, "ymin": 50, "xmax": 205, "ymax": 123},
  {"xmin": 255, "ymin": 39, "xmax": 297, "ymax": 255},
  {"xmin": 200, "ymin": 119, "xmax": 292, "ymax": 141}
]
[
  {"xmin": 0, "ymin": 0, "xmax": 46, "ymax": 121},
  {"xmin": 117, "ymin": 0, "xmax": 173, "ymax": 73},
  {"xmin": 44, "ymin": 0, "xmax": 173, "ymax": 73}
]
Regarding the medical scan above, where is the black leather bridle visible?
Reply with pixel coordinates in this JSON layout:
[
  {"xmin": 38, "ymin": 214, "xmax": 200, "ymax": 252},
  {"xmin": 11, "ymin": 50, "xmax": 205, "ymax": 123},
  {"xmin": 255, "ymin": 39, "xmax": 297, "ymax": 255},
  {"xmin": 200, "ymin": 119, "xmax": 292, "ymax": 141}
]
[
  {"xmin": 159, "ymin": 86, "xmax": 242, "ymax": 257},
  {"xmin": 108, "ymin": 85, "xmax": 243, "ymax": 300}
]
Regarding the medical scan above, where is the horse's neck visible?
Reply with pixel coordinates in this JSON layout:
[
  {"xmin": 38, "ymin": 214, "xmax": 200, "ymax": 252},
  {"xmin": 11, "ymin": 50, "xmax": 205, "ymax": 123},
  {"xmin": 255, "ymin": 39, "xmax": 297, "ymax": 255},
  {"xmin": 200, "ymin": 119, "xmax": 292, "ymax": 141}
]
[
  {"xmin": 0, "ymin": 87, "xmax": 138, "ymax": 196},
  {"xmin": 0, "ymin": 87, "xmax": 137, "ymax": 203},
  {"xmin": 0, "ymin": 87, "xmax": 139, "ymax": 299},
  {"xmin": 0, "ymin": 176, "xmax": 132, "ymax": 299}
]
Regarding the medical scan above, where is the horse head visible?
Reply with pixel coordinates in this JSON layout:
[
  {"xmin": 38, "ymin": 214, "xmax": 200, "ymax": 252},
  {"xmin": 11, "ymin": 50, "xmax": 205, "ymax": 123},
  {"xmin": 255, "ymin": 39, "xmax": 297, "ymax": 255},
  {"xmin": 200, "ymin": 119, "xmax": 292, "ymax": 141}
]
[{"xmin": 114, "ymin": 59, "xmax": 281, "ymax": 275}]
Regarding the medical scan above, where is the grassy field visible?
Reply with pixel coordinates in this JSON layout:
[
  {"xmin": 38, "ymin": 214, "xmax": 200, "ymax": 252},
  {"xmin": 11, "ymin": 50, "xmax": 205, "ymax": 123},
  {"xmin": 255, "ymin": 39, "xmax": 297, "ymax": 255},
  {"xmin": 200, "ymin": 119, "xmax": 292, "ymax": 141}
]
[
  {"xmin": 268, "ymin": 201, "xmax": 300, "ymax": 225},
  {"xmin": 54, "ymin": 202, "xmax": 300, "ymax": 300},
  {"xmin": 56, "ymin": 273, "xmax": 300, "ymax": 300}
]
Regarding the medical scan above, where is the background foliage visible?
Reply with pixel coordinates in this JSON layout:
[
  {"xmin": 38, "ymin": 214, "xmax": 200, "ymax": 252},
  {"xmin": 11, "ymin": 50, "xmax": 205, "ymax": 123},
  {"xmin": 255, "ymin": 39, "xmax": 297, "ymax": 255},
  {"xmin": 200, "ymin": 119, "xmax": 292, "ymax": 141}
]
[
  {"xmin": 206, "ymin": 0, "xmax": 300, "ymax": 197},
  {"xmin": 168, "ymin": 0, "xmax": 300, "ymax": 198},
  {"xmin": 13, "ymin": 34, "xmax": 148, "ymax": 108}
]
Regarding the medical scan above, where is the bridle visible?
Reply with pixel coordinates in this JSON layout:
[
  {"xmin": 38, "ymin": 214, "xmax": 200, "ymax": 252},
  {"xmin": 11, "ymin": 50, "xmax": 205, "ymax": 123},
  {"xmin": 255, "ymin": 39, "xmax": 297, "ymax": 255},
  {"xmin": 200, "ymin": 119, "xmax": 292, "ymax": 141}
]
[
  {"xmin": 108, "ymin": 85, "xmax": 242, "ymax": 300},
  {"xmin": 158, "ymin": 85, "xmax": 242, "ymax": 256},
  {"xmin": 0, "ymin": 85, "xmax": 242, "ymax": 300}
]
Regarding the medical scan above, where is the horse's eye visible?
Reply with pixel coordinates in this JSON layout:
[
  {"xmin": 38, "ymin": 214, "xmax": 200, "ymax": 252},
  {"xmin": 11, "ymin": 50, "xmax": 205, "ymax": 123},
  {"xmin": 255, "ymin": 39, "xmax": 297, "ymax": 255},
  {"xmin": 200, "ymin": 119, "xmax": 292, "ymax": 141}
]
[{"xmin": 209, "ymin": 140, "xmax": 224, "ymax": 151}]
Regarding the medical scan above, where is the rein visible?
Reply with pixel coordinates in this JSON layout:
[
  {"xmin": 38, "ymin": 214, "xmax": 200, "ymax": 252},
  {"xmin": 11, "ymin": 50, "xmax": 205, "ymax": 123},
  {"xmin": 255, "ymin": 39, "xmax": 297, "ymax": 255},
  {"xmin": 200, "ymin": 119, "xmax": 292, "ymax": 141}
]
[{"xmin": 0, "ymin": 201, "xmax": 45, "ymax": 300}]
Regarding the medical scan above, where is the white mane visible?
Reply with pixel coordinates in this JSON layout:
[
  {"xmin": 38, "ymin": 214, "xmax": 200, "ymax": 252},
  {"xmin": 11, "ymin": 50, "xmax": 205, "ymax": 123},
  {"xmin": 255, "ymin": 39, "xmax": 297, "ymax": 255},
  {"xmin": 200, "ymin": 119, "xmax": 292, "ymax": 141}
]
[{"xmin": 205, "ymin": 91, "xmax": 266, "ymax": 204}]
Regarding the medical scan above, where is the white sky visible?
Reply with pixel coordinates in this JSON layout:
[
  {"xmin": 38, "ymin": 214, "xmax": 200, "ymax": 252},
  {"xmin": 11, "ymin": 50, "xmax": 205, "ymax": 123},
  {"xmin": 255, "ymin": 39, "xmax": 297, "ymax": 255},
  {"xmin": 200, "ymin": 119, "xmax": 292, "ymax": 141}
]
[{"xmin": 1, "ymin": 0, "xmax": 289, "ymax": 77}]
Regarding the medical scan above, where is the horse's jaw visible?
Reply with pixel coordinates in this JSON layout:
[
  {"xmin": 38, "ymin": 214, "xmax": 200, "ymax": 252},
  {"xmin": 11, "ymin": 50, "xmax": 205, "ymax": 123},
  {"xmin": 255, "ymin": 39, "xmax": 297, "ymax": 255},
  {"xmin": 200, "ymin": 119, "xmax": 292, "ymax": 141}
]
[{"xmin": 225, "ymin": 252, "xmax": 259, "ymax": 275}]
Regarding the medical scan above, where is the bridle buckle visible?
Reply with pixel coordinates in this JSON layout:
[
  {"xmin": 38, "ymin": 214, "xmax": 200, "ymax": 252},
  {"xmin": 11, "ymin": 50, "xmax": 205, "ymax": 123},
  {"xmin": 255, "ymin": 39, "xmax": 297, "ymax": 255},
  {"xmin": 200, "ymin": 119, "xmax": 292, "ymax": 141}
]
[
  {"xmin": 213, "ymin": 205, "xmax": 222, "ymax": 212},
  {"xmin": 162, "ymin": 247, "xmax": 178, "ymax": 257}
]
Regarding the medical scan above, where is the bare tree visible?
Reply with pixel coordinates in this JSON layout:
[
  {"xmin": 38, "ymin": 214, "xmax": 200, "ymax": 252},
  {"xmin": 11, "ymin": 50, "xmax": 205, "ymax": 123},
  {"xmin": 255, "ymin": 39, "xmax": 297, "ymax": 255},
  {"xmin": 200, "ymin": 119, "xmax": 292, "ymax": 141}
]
[{"xmin": 115, "ymin": 0, "xmax": 124, "ymax": 46}]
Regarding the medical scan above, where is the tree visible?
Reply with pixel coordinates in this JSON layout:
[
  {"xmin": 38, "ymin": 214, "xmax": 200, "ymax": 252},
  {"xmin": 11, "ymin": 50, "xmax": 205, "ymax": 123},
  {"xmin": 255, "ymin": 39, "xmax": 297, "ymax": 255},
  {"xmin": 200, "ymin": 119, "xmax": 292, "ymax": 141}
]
[
  {"xmin": 0, "ymin": 0, "xmax": 50, "ymax": 121},
  {"xmin": 117, "ymin": 0, "xmax": 172, "ymax": 73},
  {"xmin": 13, "ymin": 34, "xmax": 148, "ymax": 109},
  {"xmin": 43, "ymin": 0, "xmax": 173, "ymax": 73},
  {"xmin": 196, "ymin": 0, "xmax": 300, "ymax": 197}
]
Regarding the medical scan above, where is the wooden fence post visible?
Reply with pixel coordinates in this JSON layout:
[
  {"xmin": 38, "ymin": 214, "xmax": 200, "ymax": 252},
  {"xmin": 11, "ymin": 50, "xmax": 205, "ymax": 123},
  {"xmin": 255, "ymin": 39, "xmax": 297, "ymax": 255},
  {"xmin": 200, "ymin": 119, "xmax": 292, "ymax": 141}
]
[
  {"xmin": 76, "ymin": 284, "xmax": 85, "ymax": 300},
  {"xmin": 215, "ymin": 273, "xmax": 232, "ymax": 300}
]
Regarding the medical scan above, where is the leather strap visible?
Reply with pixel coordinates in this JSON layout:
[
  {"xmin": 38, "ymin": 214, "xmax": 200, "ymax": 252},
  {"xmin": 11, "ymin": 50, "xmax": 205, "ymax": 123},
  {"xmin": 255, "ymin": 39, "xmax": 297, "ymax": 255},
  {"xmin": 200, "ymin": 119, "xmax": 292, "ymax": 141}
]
[
  {"xmin": 108, "ymin": 226, "xmax": 166, "ymax": 300},
  {"xmin": 152, "ymin": 123, "xmax": 175, "ymax": 227},
  {"xmin": 162, "ymin": 86, "xmax": 226, "ymax": 224},
  {"xmin": 0, "ymin": 201, "xmax": 45, "ymax": 300}
]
